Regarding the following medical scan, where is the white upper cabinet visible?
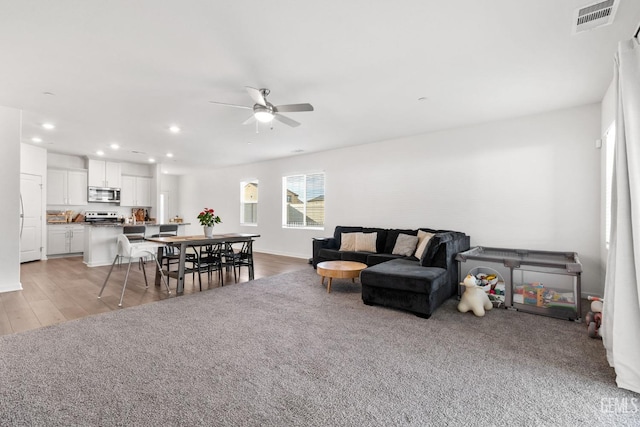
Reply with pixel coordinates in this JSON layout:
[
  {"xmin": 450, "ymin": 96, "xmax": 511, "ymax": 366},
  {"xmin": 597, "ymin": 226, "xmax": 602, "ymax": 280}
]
[
  {"xmin": 120, "ymin": 175, "xmax": 135, "ymax": 206},
  {"xmin": 120, "ymin": 175, "xmax": 151, "ymax": 207},
  {"xmin": 47, "ymin": 169, "xmax": 87, "ymax": 206},
  {"xmin": 136, "ymin": 176, "xmax": 151, "ymax": 207},
  {"xmin": 67, "ymin": 170, "xmax": 88, "ymax": 205},
  {"xmin": 47, "ymin": 169, "xmax": 66, "ymax": 205},
  {"xmin": 88, "ymin": 159, "xmax": 121, "ymax": 188}
]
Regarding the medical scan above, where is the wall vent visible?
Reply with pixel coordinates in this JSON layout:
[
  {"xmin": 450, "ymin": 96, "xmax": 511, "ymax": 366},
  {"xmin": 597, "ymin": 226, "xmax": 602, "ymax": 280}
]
[{"xmin": 573, "ymin": 0, "xmax": 619, "ymax": 33}]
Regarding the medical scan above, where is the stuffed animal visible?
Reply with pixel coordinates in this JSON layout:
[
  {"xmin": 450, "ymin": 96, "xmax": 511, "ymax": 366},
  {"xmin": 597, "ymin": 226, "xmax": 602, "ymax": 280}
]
[
  {"xmin": 458, "ymin": 274, "xmax": 493, "ymax": 317},
  {"xmin": 586, "ymin": 296, "xmax": 604, "ymax": 338}
]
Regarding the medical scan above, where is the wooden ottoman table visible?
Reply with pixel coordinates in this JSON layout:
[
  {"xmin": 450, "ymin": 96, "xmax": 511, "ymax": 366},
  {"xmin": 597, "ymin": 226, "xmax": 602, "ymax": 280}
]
[{"xmin": 316, "ymin": 261, "xmax": 367, "ymax": 293}]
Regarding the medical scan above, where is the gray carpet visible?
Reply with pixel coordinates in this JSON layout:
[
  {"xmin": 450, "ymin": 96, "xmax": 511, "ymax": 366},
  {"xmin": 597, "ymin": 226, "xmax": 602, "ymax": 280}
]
[{"xmin": 0, "ymin": 267, "xmax": 638, "ymax": 426}]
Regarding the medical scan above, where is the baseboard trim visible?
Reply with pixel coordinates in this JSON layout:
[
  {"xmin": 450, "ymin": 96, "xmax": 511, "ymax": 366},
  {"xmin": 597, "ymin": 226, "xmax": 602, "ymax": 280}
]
[
  {"xmin": 0, "ymin": 282, "xmax": 23, "ymax": 293},
  {"xmin": 255, "ymin": 249, "xmax": 309, "ymax": 260}
]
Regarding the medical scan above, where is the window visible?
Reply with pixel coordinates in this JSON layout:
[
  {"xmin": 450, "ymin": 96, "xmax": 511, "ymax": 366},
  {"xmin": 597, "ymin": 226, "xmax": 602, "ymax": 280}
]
[
  {"xmin": 605, "ymin": 124, "xmax": 616, "ymax": 248},
  {"xmin": 240, "ymin": 180, "xmax": 258, "ymax": 225},
  {"xmin": 283, "ymin": 173, "xmax": 325, "ymax": 228}
]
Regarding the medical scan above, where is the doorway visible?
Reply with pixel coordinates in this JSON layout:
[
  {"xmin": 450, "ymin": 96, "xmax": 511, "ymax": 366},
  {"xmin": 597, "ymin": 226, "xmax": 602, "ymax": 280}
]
[
  {"xmin": 160, "ymin": 191, "xmax": 170, "ymax": 224},
  {"xmin": 20, "ymin": 173, "xmax": 43, "ymax": 263}
]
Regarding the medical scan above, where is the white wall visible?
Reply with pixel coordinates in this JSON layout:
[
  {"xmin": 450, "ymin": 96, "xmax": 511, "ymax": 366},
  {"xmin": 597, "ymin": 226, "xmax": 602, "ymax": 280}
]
[
  {"xmin": 160, "ymin": 173, "xmax": 180, "ymax": 221},
  {"xmin": 0, "ymin": 106, "xmax": 22, "ymax": 292},
  {"xmin": 21, "ymin": 143, "xmax": 47, "ymax": 176},
  {"xmin": 179, "ymin": 103, "xmax": 602, "ymax": 296},
  {"xmin": 48, "ymin": 152, "xmax": 86, "ymax": 169}
]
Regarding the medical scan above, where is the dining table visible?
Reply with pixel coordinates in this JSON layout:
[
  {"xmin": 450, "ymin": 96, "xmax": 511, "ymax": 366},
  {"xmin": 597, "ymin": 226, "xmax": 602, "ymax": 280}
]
[{"xmin": 145, "ymin": 233, "xmax": 260, "ymax": 293}]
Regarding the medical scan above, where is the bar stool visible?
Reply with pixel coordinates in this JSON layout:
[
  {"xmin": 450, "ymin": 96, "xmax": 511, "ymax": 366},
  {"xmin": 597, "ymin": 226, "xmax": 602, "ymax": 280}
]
[
  {"xmin": 151, "ymin": 224, "xmax": 180, "ymax": 273},
  {"xmin": 123, "ymin": 225, "xmax": 146, "ymax": 241},
  {"xmin": 122, "ymin": 225, "xmax": 147, "ymax": 267}
]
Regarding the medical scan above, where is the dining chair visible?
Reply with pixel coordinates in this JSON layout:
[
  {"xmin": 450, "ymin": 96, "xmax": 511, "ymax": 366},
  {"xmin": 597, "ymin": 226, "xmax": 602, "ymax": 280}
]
[
  {"xmin": 233, "ymin": 239, "xmax": 255, "ymax": 281},
  {"xmin": 191, "ymin": 243, "xmax": 224, "ymax": 290},
  {"xmin": 221, "ymin": 242, "xmax": 238, "ymax": 283},
  {"xmin": 98, "ymin": 234, "xmax": 171, "ymax": 307}
]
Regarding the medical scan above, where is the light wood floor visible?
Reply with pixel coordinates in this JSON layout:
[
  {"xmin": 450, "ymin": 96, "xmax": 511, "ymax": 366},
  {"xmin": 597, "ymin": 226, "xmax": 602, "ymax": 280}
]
[{"xmin": 1, "ymin": 252, "xmax": 311, "ymax": 337}]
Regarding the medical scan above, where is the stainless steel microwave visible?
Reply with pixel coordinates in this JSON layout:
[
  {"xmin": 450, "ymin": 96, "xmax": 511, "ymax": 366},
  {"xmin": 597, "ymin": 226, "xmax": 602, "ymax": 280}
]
[{"xmin": 88, "ymin": 186, "xmax": 121, "ymax": 203}]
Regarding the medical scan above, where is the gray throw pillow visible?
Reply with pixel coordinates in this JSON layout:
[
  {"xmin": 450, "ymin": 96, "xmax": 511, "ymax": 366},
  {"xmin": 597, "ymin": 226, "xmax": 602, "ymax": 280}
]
[{"xmin": 392, "ymin": 234, "xmax": 419, "ymax": 256}]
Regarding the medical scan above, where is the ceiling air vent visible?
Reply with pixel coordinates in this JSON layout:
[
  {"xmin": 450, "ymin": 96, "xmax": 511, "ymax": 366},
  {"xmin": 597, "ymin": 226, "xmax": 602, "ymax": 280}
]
[{"xmin": 573, "ymin": 0, "xmax": 619, "ymax": 34}]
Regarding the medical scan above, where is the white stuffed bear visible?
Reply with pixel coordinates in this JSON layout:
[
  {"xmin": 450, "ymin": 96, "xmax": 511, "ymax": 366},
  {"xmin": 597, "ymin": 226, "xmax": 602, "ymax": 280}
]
[{"xmin": 458, "ymin": 274, "xmax": 493, "ymax": 317}]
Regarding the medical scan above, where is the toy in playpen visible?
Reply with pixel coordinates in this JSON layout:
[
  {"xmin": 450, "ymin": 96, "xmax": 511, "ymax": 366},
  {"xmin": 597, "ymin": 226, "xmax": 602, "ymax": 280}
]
[{"xmin": 586, "ymin": 296, "xmax": 603, "ymax": 339}]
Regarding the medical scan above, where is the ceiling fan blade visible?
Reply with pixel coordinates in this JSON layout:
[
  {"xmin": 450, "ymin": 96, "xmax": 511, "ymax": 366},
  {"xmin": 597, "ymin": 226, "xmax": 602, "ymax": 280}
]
[
  {"xmin": 242, "ymin": 115, "xmax": 256, "ymax": 125},
  {"xmin": 245, "ymin": 87, "xmax": 267, "ymax": 106},
  {"xmin": 209, "ymin": 101, "xmax": 252, "ymax": 110},
  {"xmin": 274, "ymin": 103, "xmax": 314, "ymax": 113},
  {"xmin": 274, "ymin": 113, "xmax": 300, "ymax": 127}
]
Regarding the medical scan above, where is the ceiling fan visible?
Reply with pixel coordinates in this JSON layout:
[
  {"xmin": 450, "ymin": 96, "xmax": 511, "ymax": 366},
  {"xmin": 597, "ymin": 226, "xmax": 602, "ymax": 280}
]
[{"xmin": 209, "ymin": 87, "xmax": 313, "ymax": 128}]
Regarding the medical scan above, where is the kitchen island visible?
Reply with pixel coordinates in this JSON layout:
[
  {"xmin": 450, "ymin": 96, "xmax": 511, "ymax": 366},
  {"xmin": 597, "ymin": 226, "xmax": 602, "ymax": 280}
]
[{"xmin": 83, "ymin": 222, "xmax": 190, "ymax": 267}]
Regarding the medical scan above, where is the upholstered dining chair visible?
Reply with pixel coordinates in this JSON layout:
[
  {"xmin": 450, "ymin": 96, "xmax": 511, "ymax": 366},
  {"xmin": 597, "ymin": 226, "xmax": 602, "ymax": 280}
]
[{"xmin": 98, "ymin": 234, "xmax": 171, "ymax": 307}]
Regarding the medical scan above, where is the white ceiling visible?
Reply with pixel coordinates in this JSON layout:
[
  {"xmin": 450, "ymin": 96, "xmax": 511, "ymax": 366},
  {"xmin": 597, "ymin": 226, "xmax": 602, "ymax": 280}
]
[{"xmin": 1, "ymin": 0, "xmax": 639, "ymax": 174}]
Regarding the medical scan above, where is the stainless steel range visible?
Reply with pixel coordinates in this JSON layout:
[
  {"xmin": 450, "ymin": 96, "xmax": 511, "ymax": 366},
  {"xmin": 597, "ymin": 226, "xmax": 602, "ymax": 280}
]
[{"xmin": 85, "ymin": 211, "xmax": 120, "ymax": 223}]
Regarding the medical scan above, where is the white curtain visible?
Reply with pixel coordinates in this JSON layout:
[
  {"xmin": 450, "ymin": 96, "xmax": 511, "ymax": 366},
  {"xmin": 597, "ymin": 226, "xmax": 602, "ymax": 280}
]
[{"xmin": 603, "ymin": 38, "xmax": 640, "ymax": 394}]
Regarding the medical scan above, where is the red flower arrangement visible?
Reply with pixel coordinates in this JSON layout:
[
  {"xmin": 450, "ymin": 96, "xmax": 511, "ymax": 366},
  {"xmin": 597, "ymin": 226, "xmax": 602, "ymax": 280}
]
[{"xmin": 197, "ymin": 208, "xmax": 222, "ymax": 227}]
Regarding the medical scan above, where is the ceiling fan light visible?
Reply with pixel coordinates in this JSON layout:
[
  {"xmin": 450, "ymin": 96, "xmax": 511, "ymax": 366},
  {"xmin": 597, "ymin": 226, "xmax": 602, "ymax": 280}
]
[{"xmin": 254, "ymin": 110, "xmax": 274, "ymax": 123}]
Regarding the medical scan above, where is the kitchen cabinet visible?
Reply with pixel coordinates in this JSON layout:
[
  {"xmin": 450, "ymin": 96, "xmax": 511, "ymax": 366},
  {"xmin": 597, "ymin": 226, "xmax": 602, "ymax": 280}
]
[
  {"xmin": 120, "ymin": 175, "xmax": 151, "ymax": 207},
  {"xmin": 88, "ymin": 159, "xmax": 121, "ymax": 188},
  {"xmin": 47, "ymin": 169, "xmax": 88, "ymax": 205},
  {"xmin": 47, "ymin": 224, "xmax": 85, "ymax": 255}
]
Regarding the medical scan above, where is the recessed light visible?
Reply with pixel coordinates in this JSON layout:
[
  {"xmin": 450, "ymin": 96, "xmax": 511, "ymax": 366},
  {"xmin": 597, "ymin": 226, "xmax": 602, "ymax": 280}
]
[
  {"xmin": 110, "ymin": 143, "xmax": 120, "ymax": 150},
  {"xmin": 96, "ymin": 150, "xmax": 105, "ymax": 156},
  {"xmin": 169, "ymin": 125, "xmax": 180, "ymax": 133},
  {"xmin": 166, "ymin": 153, "xmax": 173, "ymax": 158},
  {"xmin": 42, "ymin": 123, "xmax": 55, "ymax": 130},
  {"xmin": 31, "ymin": 137, "xmax": 42, "ymax": 143},
  {"xmin": 42, "ymin": 92, "xmax": 55, "ymax": 96},
  {"xmin": 148, "ymin": 158, "xmax": 156, "ymax": 163},
  {"xmin": 163, "ymin": 170, "xmax": 168, "ymax": 174},
  {"xmin": 418, "ymin": 97, "xmax": 428, "ymax": 101}
]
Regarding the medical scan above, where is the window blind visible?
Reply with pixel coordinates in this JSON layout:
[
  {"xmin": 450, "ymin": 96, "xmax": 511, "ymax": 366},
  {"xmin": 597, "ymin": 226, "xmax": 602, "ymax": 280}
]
[
  {"xmin": 283, "ymin": 173, "xmax": 324, "ymax": 228},
  {"xmin": 240, "ymin": 180, "xmax": 258, "ymax": 225}
]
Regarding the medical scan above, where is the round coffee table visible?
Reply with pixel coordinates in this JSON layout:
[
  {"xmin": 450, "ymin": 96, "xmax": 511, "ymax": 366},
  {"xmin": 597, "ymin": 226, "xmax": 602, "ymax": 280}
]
[{"xmin": 316, "ymin": 261, "xmax": 367, "ymax": 293}]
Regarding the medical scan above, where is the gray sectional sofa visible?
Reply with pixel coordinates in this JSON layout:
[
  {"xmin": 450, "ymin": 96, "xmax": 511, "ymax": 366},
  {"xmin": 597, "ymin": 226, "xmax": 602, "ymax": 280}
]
[{"xmin": 312, "ymin": 226, "xmax": 470, "ymax": 318}]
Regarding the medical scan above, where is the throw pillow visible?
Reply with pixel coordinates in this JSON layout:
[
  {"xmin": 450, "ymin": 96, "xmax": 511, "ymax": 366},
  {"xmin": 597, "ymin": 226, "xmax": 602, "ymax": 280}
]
[
  {"xmin": 392, "ymin": 233, "xmax": 420, "ymax": 256},
  {"xmin": 414, "ymin": 230, "xmax": 435, "ymax": 260},
  {"xmin": 355, "ymin": 232, "xmax": 377, "ymax": 252},
  {"xmin": 339, "ymin": 233, "xmax": 357, "ymax": 251}
]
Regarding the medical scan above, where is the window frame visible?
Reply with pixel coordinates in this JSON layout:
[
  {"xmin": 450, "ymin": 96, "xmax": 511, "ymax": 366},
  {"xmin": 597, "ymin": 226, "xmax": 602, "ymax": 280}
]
[
  {"xmin": 240, "ymin": 179, "xmax": 259, "ymax": 226},
  {"xmin": 282, "ymin": 172, "xmax": 325, "ymax": 230}
]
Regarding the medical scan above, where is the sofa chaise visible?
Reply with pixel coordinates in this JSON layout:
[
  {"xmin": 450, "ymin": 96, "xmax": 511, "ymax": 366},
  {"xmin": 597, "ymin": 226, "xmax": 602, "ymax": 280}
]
[{"xmin": 312, "ymin": 226, "xmax": 470, "ymax": 318}]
